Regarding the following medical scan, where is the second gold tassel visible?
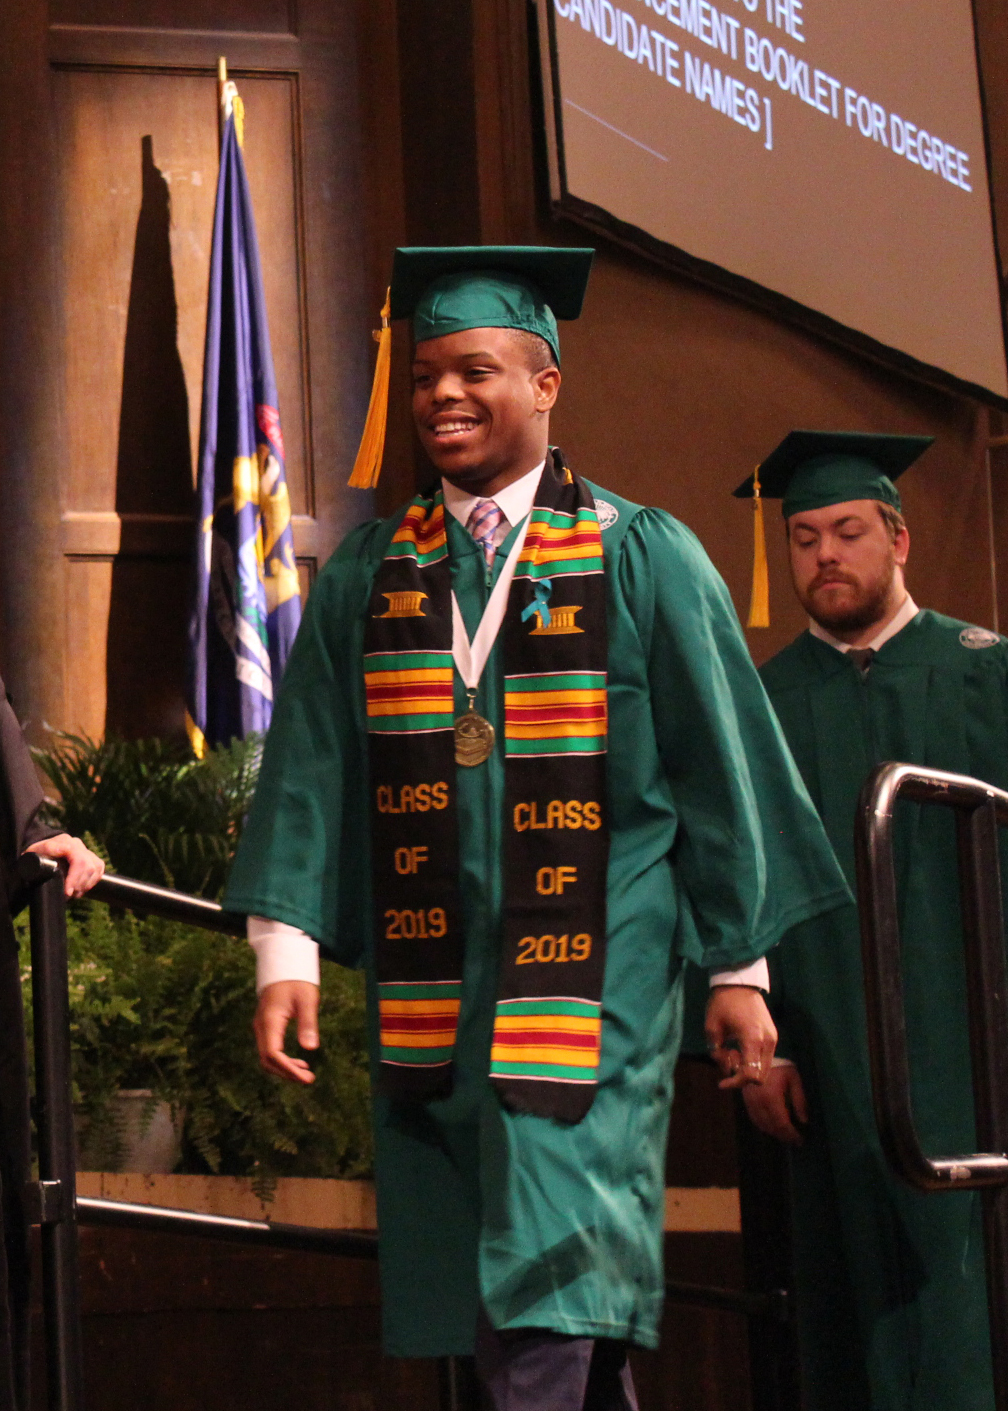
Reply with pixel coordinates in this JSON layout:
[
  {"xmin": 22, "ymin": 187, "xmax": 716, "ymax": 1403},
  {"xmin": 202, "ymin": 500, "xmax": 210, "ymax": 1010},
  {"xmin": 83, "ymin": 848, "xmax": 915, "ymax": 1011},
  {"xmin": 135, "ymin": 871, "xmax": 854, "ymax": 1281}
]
[{"xmin": 747, "ymin": 469, "xmax": 770, "ymax": 629}]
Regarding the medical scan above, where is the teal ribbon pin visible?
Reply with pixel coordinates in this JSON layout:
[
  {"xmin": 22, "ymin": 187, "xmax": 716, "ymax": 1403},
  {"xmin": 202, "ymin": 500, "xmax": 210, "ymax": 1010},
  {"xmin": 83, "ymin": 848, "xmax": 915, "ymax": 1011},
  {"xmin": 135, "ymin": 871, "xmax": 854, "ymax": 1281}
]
[{"xmin": 521, "ymin": 578, "xmax": 553, "ymax": 629}]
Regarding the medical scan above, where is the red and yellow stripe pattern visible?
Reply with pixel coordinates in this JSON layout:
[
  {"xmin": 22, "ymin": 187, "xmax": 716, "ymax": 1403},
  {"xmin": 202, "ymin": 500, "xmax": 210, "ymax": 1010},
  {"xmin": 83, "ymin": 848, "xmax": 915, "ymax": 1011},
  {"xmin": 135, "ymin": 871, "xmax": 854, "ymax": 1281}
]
[
  {"xmin": 364, "ymin": 651, "xmax": 454, "ymax": 733},
  {"xmin": 504, "ymin": 671, "xmax": 607, "ymax": 756},
  {"xmin": 490, "ymin": 997, "xmax": 602, "ymax": 1083},
  {"xmin": 387, "ymin": 498, "xmax": 449, "ymax": 566},
  {"xmin": 379, "ymin": 981, "xmax": 462, "ymax": 1067},
  {"xmin": 515, "ymin": 506, "xmax": 603, "ymax": 579}
]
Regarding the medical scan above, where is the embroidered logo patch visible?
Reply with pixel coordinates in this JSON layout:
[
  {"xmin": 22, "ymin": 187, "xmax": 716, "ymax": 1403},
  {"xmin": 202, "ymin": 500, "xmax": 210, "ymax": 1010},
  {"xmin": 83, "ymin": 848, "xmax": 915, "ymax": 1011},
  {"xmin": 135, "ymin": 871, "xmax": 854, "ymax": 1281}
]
[
  {"xmin": 960, "ymin": 626, "xmax": 1000, "ymax": 649},
  {"xmin": 593, "ymin": 498, "xmax": 619, "ymax": 531}
]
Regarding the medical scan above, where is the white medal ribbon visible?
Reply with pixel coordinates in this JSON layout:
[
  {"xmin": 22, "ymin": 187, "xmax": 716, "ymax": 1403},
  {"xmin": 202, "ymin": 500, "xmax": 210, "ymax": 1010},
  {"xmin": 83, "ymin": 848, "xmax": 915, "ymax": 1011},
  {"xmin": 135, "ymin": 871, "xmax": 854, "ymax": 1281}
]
[{"xmin": 451, "ymin": 513, "xmax": 532, "ymax": 698}]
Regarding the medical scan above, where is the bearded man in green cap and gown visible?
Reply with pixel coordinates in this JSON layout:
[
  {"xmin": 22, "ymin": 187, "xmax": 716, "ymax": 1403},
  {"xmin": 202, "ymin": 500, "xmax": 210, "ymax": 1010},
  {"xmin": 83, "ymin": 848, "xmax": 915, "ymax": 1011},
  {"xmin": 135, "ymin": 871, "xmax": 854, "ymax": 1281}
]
[
  {"xmin": 738, "ymin": 430, "xmax": 1000, "ymax": 1411},
  {"xmin": 224, "ymin": 249, "xmax": 848, "ymax": 1410}
]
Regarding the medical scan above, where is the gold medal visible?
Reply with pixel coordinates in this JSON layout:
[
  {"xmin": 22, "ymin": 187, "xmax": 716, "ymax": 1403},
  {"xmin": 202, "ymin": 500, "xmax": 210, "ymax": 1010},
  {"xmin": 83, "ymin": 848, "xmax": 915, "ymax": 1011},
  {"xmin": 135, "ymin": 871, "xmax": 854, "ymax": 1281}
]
[
  {"xmin": 455, "ymin": 692, "xmax": 495, "ymax": 766},
  {"xmin": 449, "ymin": 529, "xmax": 528, "ymax": 767}
]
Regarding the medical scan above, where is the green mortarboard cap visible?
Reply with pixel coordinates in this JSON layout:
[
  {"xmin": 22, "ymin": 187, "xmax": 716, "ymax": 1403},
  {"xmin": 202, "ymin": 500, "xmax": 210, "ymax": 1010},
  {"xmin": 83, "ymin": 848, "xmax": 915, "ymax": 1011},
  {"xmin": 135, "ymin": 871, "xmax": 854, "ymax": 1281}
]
[
  {"xmin": 734, "ymin": 430, "xmax": 934, "ymax": 518},
  {"xmin": 389, "ymin": 245, "xmax": 595, "ymax": 367}
]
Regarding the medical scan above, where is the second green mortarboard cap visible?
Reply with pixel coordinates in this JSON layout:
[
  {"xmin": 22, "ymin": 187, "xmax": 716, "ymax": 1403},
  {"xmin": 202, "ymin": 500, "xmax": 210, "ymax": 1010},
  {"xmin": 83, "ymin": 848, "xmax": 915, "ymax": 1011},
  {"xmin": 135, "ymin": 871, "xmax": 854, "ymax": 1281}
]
[
  {"xmin": 733, "ymin": 430, "xmax": 934, "ymax": 518},
  {"xmin": 733, "ymin": 430, "xmax": 933, "ymax": 630},
  {"xmin": 390, "ymin": 245, "xmax": 595, "ymax": 366}
]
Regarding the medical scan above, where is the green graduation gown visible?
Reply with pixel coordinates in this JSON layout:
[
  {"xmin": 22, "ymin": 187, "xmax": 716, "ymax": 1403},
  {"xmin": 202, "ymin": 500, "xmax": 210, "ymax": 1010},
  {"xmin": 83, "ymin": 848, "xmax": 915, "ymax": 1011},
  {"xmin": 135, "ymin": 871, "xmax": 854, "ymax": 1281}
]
[
  {"xmin": 225, "ymin": 481, "xmax": 848, "ymax": 1356},
  {"xmin": 760, "ymin": 610, "xmax": 1002, "ymax": 1411}
]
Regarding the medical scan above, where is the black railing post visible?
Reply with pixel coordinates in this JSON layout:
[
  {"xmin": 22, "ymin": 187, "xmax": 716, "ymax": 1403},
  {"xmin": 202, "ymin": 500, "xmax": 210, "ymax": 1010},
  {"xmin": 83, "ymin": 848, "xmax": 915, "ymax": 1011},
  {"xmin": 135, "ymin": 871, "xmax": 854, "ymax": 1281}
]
[
  {"xmin": 856, "ymin": 762, "xmax": 1008, "ymax": 1411},
  {"xmin": 436, "ymin": 1355, "xmax": 479, "ymax": 1411},
  {"xmin": 28, "ymin": 870, "xmax": 84, "ymax": 1411},
  {"xmin": 734, "ymin": 1109, "xmax": 801, "ymax": 1411},
  {"xmin": 955, "ymin": 798, "xmax": 1008, "ymax": 1406}
]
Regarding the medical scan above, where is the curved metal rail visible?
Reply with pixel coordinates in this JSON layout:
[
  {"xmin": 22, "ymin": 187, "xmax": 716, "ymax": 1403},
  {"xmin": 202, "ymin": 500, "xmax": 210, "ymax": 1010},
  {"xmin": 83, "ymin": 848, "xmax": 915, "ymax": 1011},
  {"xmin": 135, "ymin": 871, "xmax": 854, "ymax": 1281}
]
[{"xmin": 855, "ymin": 761, "xmax": 1008, "ymax": 1411}]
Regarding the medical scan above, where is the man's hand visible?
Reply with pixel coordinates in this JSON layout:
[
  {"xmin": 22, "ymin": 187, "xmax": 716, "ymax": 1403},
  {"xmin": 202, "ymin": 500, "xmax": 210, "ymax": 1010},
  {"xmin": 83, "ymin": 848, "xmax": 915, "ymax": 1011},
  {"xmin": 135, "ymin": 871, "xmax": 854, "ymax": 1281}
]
[
  {"xmin": 705, "ymin": 985, "xmax": 777, "ymax": 1090},
  {"xmin": 26, "ymin": 834, "xmax": 105, "ymax": 898},
  {"xmin": 742, "ymin": 1062, "xmax": 808, "ymax": 1146},
  {"xmin": 254, "ymin": 980, "xmax": 320, "ymax": 1085}
]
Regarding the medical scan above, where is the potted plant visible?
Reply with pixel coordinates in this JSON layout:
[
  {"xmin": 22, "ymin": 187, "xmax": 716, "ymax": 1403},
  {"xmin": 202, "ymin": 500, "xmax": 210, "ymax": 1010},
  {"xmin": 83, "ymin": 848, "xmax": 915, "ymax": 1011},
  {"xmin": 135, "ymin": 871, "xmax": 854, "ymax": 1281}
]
[{"xmin": 20, "ymin": 732, "xmax": 374, "ymax": 1191}]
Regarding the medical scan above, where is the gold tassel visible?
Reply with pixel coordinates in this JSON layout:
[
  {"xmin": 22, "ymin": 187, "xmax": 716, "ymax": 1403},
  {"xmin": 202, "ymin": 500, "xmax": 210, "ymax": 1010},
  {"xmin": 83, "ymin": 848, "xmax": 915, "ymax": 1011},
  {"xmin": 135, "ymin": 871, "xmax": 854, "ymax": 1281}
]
[
  {"xmin": 233, "ymin": 92, "xmax": 245, "ymax": 149},
  {"xmin": 747, "ymin": 467, "xmax": 770, "ymax": 629},
  {"xmin": 348, "ymin": 290, "xmax": 392, "ymax": 489},
  {"xmin": 185, "ymin": 710, "xmax": 207, "ymax": 760}
]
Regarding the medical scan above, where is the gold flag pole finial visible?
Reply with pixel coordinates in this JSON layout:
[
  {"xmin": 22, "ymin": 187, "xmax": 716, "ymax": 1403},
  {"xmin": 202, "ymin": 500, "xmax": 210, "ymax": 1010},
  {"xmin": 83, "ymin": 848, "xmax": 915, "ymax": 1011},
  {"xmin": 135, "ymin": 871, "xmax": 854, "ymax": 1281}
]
[
  {"xmin": 217, "ymin": 57, "xmax": 227, "ymax": 152},
  {"xmin": 747, "ymin": 465, "xmax": 770, "ymax": 629},
  {"xmin": 348, "ymin": 289, "xmax": 393, "ymax": 489},
  {"xmin": 218, "ymin": 56, "xmax": 245, "ymax": 149}
]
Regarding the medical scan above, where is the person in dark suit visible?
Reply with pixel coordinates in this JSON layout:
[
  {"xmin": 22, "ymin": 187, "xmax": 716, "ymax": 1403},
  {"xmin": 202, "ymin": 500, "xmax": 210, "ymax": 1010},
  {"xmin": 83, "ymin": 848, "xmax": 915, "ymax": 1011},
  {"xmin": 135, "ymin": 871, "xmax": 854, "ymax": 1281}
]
[{"xmin": 0, "ymin": 680, "xmax": 103, "ymax": 1411}]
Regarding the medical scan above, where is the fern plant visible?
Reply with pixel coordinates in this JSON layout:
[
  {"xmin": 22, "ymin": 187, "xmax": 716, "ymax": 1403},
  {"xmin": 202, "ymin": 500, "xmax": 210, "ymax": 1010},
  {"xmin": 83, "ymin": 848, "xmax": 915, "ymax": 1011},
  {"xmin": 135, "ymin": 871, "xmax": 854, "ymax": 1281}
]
[
  {"xmin": 18, "ymin": 904, "xmax": 373, "ymax": 1188},
  {"xmin": 22, "ymin": 731, "xmax": 373, "ymax": 1187},
  {"xmin": 32, "ymin": 731, "xmax": 262, "ymax": 898}
]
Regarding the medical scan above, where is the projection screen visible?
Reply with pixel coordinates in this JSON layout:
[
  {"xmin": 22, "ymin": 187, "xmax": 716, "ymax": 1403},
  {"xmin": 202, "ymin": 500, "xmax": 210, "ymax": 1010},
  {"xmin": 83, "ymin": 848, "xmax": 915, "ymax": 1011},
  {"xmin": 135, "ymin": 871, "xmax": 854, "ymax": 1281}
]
[{"xmin": 536, "ymin": 0, "xmax": 1008, "ymax": 402}]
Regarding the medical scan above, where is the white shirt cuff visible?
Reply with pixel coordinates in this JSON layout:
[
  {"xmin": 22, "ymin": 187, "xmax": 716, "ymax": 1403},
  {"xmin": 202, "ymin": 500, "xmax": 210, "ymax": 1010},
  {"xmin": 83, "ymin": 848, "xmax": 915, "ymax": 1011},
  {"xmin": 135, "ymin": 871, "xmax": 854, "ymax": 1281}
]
[
  {"xmin": 248, "ymin": 916, "xmax": 320, "ymax": 994},
  {"xmin": 708, "ymin": 956, "xmax": 770, "ymax": 992}
]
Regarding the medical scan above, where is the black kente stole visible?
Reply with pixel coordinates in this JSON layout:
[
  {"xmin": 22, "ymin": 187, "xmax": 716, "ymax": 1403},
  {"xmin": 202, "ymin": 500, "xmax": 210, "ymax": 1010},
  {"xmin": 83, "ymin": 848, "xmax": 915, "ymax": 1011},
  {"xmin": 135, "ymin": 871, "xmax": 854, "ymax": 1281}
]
[{"xmin": 363, "ymin": 452, "xmax": 610, "ymax": 1123}]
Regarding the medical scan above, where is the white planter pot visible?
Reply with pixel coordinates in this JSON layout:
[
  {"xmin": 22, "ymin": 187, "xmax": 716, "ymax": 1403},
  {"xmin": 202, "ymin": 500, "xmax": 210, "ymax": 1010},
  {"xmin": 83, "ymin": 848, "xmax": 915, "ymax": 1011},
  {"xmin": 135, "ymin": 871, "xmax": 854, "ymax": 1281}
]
[{"xmin": 77, "ymin": 1089, "xmax": 184, "ymax": 1174}]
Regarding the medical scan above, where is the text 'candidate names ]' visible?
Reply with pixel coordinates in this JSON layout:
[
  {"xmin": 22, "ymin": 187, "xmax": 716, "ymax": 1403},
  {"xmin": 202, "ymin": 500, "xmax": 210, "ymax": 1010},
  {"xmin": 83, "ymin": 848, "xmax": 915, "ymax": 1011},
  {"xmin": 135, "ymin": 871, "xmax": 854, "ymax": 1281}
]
[{"xmin": 553, "ymin": 0, "xmax": 974, "ymax": 190}]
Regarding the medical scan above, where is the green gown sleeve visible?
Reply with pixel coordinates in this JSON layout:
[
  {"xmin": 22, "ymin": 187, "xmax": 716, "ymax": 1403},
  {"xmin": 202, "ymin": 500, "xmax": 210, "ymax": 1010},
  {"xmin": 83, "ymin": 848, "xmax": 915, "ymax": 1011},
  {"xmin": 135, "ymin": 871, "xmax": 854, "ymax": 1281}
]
[
  {"xmin": 223, "ymin": 521, "xmax": 383, "ymax": 964},
  {"xmin": 617, "ymin": 508, "xmax": 850, "ymax": 971}
]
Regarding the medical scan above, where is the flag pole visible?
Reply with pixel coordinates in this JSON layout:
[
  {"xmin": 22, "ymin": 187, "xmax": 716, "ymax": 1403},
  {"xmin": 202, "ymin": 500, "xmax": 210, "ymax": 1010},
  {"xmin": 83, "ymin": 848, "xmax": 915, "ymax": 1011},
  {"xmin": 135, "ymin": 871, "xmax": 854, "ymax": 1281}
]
[
  {"xmin": 187, "ymin": 50, "xmax": 296, "ymax": 750},
  {"xmin": 217, "ymin": 56, "xmax": 227, "ymax": 153},
  {"xmin": 216, "ymin": 56, "xmax": 245, "ymax": 150}
]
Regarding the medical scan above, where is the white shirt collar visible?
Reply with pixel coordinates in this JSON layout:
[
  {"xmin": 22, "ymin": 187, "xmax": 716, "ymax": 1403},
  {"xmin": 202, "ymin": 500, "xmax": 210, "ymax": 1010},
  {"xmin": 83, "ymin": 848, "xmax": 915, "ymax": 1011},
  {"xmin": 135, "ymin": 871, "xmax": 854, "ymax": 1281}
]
[
  {"xmin": 809, "ymin": 594, "xmax": 920, "ymax": 654},
  {"xmin": 441, "ymin": 460, "xmax": 545, "ymax": 531}
]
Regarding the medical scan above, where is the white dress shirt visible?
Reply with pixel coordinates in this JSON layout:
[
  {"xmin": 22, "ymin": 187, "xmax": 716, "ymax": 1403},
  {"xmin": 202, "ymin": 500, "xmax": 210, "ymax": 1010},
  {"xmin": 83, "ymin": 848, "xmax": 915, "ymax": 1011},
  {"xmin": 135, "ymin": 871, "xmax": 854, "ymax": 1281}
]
[
  {"xmin": 440, "ymin": 458, "xmax": 545, "ymax": 545},
  {"xmin": 249, "ymin": 463, "xmax": 768, "ymax": 995}
]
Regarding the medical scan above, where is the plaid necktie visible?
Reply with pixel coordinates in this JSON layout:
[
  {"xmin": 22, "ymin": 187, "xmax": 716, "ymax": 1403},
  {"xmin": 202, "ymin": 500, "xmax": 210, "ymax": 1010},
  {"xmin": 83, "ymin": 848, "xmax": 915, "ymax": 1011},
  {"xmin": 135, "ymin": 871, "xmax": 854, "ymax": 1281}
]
[{"xmin": 466, "ymin": 498, "xmax": 507, "ymax": 568}]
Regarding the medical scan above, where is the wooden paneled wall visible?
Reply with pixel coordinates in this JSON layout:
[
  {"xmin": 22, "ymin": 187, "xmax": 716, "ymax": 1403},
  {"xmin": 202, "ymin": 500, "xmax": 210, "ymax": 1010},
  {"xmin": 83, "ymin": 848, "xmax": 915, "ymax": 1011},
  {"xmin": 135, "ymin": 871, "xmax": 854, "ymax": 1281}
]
[{"xmin": 0, "ymin": 0, "xmax": 373, "ymax": 740}]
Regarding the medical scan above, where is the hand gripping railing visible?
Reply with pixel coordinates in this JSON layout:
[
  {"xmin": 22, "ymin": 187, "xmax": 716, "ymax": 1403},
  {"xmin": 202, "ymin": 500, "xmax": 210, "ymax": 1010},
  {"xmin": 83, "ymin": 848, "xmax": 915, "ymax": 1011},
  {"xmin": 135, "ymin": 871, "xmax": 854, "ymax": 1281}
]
[{"xmin": 855, "ymin": 762, "xmax": 1008, "ymax": 1411}]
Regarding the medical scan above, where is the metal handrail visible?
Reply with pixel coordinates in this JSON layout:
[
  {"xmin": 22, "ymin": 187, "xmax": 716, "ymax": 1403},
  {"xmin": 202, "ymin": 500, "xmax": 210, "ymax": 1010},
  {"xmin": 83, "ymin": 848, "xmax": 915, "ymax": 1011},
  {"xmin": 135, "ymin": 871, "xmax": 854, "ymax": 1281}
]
[
  {"xmin": 854, "ymin": 763, "xmax": 1008, "ymax": 1189},
  {"xmin": 25, "ymin": 858, "xmax": 83, "ymax": 1411},
  {"xmin": 855, "ymin": 761, "xmax": 1008, "ymax": 1411},
  {"xmin": 89, "ymin": 869, "xmax": 246, "ymax": 937},
  {"xmin": 664, "ymin": 1278, "xmax": 789, "ymax": 1323},
  {"xmin": 17, "ymin": 854, "xmax": 385, "ymax": 1411},
  {"xmin": 75, "ymin": 1195, "xmax": 377, "ymax": 1258},
  {"xmin": 21, "ymin": 852, "xmax": 796, "ymax": 1411},
  {"xmin": 21, "ymin": 852, "xmax": 248, "ymax": 933}
]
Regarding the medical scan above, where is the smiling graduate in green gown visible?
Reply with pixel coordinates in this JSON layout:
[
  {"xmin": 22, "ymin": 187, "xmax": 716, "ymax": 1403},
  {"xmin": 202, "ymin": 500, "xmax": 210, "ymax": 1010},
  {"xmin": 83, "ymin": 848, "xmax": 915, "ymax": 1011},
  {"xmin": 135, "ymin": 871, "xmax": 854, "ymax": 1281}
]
[
  {"xmin": 224, "ymin": 250, "xmax": 848, "ymax": 1409},
  {"xmin": 739, "ymin": 431, "xmax": 1000, "ymax": 1411}
]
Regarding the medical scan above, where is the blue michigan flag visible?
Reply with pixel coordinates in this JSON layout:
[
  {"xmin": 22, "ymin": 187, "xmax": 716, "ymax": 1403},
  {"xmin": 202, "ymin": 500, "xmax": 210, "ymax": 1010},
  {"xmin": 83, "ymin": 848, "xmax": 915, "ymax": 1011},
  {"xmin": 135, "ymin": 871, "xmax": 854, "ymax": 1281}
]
[{"xmin": 186, "ymin": 93, "xmax": 301, "ymax": 756}]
